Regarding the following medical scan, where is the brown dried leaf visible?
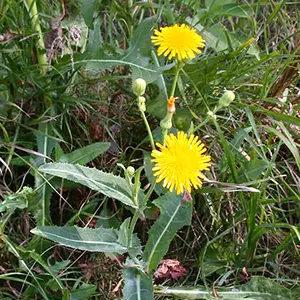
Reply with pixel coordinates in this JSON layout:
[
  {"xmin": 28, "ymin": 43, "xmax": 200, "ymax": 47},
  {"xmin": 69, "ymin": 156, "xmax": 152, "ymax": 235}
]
[{"xmin": 154, "ymin": 259, "xmax": 187, "ymax": 280}]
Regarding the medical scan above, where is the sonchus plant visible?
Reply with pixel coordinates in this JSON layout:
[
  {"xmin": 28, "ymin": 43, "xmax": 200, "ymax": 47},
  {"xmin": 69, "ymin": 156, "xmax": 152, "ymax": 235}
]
[{"xmin": 32, "ymin": 24, "xmax": 212, "ymax": 299}]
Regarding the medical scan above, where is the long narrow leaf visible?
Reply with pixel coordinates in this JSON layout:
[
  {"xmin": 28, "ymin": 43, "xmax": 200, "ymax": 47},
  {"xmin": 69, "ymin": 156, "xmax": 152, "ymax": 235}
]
[
  {"xmin": 59, "ymin": 142, "xmax": 110, "ymax": 165},
  {"xmin": 123, "ymin": 265, "xmax": 154, "ymax": 300},
  {"xmin": 39, "ymin": 163, "xmax": 140, "ymax": 209},
  {"xmin": 31, "ymin": 226, "xmax": 127, "ymax": 253},
  {"xmin": 143, "ymin": 193, "xmax": 192, "ymax": 272}
]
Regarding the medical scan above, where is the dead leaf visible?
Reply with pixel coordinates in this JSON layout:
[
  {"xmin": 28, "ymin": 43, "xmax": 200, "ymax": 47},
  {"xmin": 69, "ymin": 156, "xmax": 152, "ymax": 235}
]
[{"xmin": 154, "ymin": 259, "xmax": 187, "ymax": 280}]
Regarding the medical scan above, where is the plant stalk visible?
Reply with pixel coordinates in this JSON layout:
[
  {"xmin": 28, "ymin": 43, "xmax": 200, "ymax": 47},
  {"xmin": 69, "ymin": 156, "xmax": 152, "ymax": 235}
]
[{"xmin": 140, "ymin": 110, "xmax": 155, "ymax": 150}]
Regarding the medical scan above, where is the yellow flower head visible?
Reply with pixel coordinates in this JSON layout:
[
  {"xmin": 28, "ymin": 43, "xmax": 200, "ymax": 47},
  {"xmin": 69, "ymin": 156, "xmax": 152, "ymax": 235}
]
[
  {"xmin": 151, "ymin": 24, "xmax": 205, "ymax": 61},
  {"xmin": 151, "ymin": 131, "xmax": 211, "ymax": 194}
]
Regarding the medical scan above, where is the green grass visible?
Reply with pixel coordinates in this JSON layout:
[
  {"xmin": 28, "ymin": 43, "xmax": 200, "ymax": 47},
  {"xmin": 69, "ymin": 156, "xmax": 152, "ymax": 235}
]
[{"xmin": 0, "ymin": 0, "xmax": 299, "ymax": 299}]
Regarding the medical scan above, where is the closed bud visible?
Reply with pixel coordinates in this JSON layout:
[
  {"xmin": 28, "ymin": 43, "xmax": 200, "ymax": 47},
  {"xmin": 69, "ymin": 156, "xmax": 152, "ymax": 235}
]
[
  {"xmin": 218, "ymin": 90, "xmax": 235, "ymax": 108},
  {"xmin": 132, "ymin": 78, "xmax": 146, "ymax": 96},
  {"xmin": 127, "ymin": 0, "xmax": 133, "ymax": 8},
  {"xmin": 137, "ymin": 96, "xmax": 146, "ymax": 112},
  {"xmin": 160, "ymin": 113, "xmax": 173, "ymax": 130},
  {"xmin": 207, "ymin": 110, "xmax": 216, "ymax": 120},
  {"xmin": 127, "ymin": 166, "xmax": 135, "ymax": 177}
]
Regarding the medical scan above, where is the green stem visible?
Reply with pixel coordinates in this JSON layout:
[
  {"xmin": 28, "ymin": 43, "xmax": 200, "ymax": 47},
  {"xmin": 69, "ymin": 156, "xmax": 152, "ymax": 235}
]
[
  {"xmin": 191, "ymin": 116, "xmax": 210, "ymax": 134},
  {"xmin": 25, "ymin": 0, "xmax": 48, "ymax": 75},
  {"xmin": 170, "ymin": 65, "xmax": 180, "ymax": 97},
  {"xmin": 140, "ymin": 110, "xmax": 155, "ymax": 150},
  {"xmin": 145, "ymin": 182, "xmax": 156, "ymax": 203},
  {"xmin": 129, "ymin": 209, "xmax": 141, "ymax": 247},
  {"xmin": 161, "ymin": 65, "xmax": 181, "ymax": 145},
  {"xmin": 25, "ymin": 0, "xmax": 52, "ymax": 109}
]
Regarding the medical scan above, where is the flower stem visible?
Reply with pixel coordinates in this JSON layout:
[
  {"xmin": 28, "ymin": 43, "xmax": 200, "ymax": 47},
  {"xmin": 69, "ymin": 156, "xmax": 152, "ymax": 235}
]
[
  {"xmin": 25, "ymin": 0, "xmax": 52, "ymax": 109},
  {"xmin": 25, "ymin": 0, "xmax": 48, "ymax": 75},
  {"xmin": 140, "ymin": 110, "xmax": 155, "ymax": 150},
  {"xmin": 129, "ymin": 209, "xmax": 141, "ymax": 247},
  {"xmin": 170, "ymin": 65, "xmax": 180, "ymax": 97},
  {"xmin": 161, "ymin": 65, "xmax": 181, "ymax": 144}
]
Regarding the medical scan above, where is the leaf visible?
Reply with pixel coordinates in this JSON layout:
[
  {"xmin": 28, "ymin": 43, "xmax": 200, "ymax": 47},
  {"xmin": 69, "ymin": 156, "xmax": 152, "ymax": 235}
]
[
  {"xmin": 239, "ymin": 159, "xmax": 269, "ymax": 182},
  {"xmin": 78, "ymin": 0, "xmax": 97, "ymax": 29},
  {"xmin": 263, "ymin": 124, "xmax": 300, "ymax": 171},
  {"xmin": 31, "ymin": 226, "xmax": 127, "ymax": 253},
  {"xmin": 39, "ymin": 163, "xmax": 142, "ymax": 209},
  {"xmin": 69, "ymin": 283, "xmax": 97, "ymax": 300},
  {"xmin": 207, "ymin": 3, "xmax": 253, "ymax": 18},
  {"xmin": 143, "ymin": 192, "xmax": 193, "ymax": 272},
  {"xmin": 0, "ymin": 186, "xmax": 34, "ymax": 213},
  {"xmin": 123, "ymin": 265, "xmax": 154, "ymax": 300},
  {"xmin": 34, "ymin": 122, "xmax": 57, "ymax": 226},
  {"xmin": 48, "ymin": 260, "xmax": 71, "ymax": 274},
  {"xmin": 118, "ymin": 218, "xmax": 142, "ymax": 257},
  {"xmin": 154, "ymin": 276, "xmax": 298, "ymax": 299},
  {"xmin": 250, "ymin": 105, "xmax": 300, "ymax": 126},
  {"xmin": 57, "ymin": 17, "xmax": 173, "ymax": 83},
  {"xmin": 187, "ymin": 17, "xmax": 259, "ymax": 57},
  {"xmin": 87, "ymin": 16, "xmax": 102, "ymax": 52},
  {"xmin": 58, "ymin": 142, "xmax": 110, "ymax": 165},
  {"xmin": 96, "ymin": 203, "xmax": 121, "ymax": 229}
]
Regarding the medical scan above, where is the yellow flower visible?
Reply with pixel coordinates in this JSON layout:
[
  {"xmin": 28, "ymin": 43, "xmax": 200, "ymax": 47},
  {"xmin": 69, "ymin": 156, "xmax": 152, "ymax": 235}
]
[
  {"xmin": 151, "ymin": 132, "xmax": 211, "ymax": 194},
  {"xmin": 151, "ymin": 24, "xmax": 205, "ymax": 60}
]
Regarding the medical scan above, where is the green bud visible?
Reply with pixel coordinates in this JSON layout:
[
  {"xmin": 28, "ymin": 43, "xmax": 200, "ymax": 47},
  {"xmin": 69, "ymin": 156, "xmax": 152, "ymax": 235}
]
[
  {"xmin": 137, "ymin": 96, "xmax": 146, "ymax": 112},
  {"xmin": 218, "ymin": 90, "xmax": 235, "ymax": 108},
  {"xmin": 127, "ymin": 0, "xmax": 133, "ymax": 8},
  {"xmin": 132, "ymin": 78, "xmax": 146, "ymax": 96},
  {"xmin": 127, "ymin": 166, "xmax": 135, "ymax": 177},
  {"xmin": 207, "ymin": 110, "xmax": 217, "ymax": 120},
  {"xmin": 160, "ymin": 112, "xmax": 173, "ymax": 130}
]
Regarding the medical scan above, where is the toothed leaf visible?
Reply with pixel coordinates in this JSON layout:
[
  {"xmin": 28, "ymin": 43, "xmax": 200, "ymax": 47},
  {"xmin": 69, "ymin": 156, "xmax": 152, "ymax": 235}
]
[{"xmin": 39, "ymin": 163, "xmax": 141, "ymax": 208}]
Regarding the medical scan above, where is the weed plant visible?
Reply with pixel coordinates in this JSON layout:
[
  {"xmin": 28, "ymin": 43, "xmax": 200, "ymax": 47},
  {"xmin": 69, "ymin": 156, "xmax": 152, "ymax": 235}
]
[{"xmin": 0, "ymin": 0, "xmax": 299, "ymax": 299}]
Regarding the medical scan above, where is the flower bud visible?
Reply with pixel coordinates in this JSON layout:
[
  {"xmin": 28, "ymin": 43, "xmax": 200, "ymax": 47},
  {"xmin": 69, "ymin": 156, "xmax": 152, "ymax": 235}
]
[
  {"xmin": 207, "ymin": 110, "xmax": 216, "ymax": 120},
  {"xmin": 160, "ymin": 113, "xmax": 173, "ymax": 130},
  {"xmin": 137, "ymin": 96, "xmax": 146, "ymax": 112},
  {"xmin": 127, "ymin": 0, "xmax": 133, "ymax": 8},
  {"xmin": 127, "ymin": 166, "xmax": 135, "ymax": 177},
  {"xmin": 132, "ymin": 78, "xmax": 146, "ymax": 96},
  {"xmin": 167, "ymin": 96, "xmax": 176, "ymax": 114},
  {"xmin": 218, "ymin": 90, "xmax": 235, "ymax": 108}
]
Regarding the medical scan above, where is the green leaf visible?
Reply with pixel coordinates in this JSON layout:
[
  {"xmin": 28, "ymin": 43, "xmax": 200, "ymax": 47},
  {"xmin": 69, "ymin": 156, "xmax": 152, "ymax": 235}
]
[
  {"xmin": 48, "ymin": 260, "xmax": 71, "ymax": 274},
  {"xmin": 154, "ymin": 276, "xmax": 298, "ymax": 299},
  {"xmin": 207, "ymin": 3, "xmax": 253, "ymax": 18},
  {"xmin": 249, "ymin": 105, "xmax": 300, "ymax": 126},
  {"xmin": 118, "ymin": 218, "xmax": 142, "ymax": 257},
  {"xmin": 96, "ymin": 203, "xmax": 121, "ymax": 229},
  {"xmin": 87, "ymin": 17, "xmax": 102, "ymax": 52},
  {"xmin": 123, "ymin": 265, "xmax": 154, "ymax": 300},
  {"xmin": 58, "ymin": 142, "xmax": 110, "ymax": 165},
  {"xmin": 78, "ymin": 0, "xmax": 97, "ymax": 29},
  {"xmin": 143, "ymin": 192, "xmax": 193, "ymax": 272},
  {"xmin": 239, "ymin": 159, "xmax": 269, "ymax": 182},
  {"xmin": 69, "ymin": 283, "xmax": 97, "ymax": 300},
  {"xmin": 39, "ymin": 163, "xmax": 142, "ymax": 209},
  {"xmin": 34, "ymin": 122, "xmax": 57, "ymax": 226},
  {"xmin": 0, "ymin": 186, "xmax": 34, "ymax": 213},
  {"xmin": 263, "ymin": 124, "xmax": 300, "ymax": 171},
  {"xmin": 31, "ymin": 226, "xmax": 127, "ymax": 253},
  {"xmin": 58, "ymin": 17, "xmax": 172, "ymax": 83}
]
